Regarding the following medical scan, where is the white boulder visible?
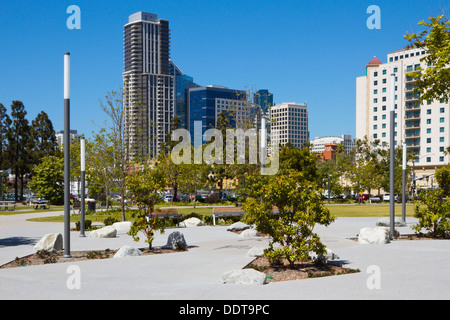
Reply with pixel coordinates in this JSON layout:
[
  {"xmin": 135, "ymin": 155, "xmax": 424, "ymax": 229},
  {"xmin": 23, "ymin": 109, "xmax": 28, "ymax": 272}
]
[
  {"xmin": 34, "ymin": 233, "xmax": 63, "ymax": 252},
  {"xmin": 113, "ymin": 245, "xmax": 142, "ymax": 258},
  {"xmin": 112, "ymin": 221, "xmax": 132, "ymax": 234},
  {"xmin": 227, "ymin": 222, "xmax": 250, "ymax": 232},
  {"xmin": 222, "ymin": 269, "xmax": 267, "ymax": 285},
  {"xmin": 179, "ymin": 217, "xmax": 204, "ymax": 227},
  {"xmin": 239, "ymin": 228, "xmax": 261, "ymax": 238},
  {"xmin": 247, "ymin": 247, "xmax": 266, "ymax": 257},
  {"xmin": 358, "ymin": 227, "xmax": 390, "ymax": 244},
  {"xmin": 89, "ymin": 226, "xmax": 117, "ymax": 238}
]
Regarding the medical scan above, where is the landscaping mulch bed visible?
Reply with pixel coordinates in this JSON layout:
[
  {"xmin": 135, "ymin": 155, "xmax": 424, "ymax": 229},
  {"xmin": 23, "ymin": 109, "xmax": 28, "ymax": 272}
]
[
  {"xmin": 244, "ymin": 256, "xmax": 360, "ymax": 282},
  {"xmin": 0, "ymin": 247, "xmax": 177, "ymax": 269}
]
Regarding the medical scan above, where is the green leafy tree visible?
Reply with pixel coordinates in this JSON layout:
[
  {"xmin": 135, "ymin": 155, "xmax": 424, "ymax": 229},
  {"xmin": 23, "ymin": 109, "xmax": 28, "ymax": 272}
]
[
  {"xmin": 126, "ymin": 163, "xmax": 166, "ymax": 249},
  {"xmin": 243, "ymin": 170, "xmax": 335, "ymax": 268},
  {"xmin": 7, "ymin": 101, "xmax": 34, "ymax": 201},
  {"xmin": 28, "ymin": 155, "xmax": 64, "ymax": 205},
  {"xmin": 0, "ymin": 103, "xmax": 11, "ymax": 171},
  {"xmin": 435, "ymin": 165, "xmax": 450, "ymax": 195},
  {"xmin": 31, "ymin": 111, "xmax": 59, "ymax": 161},
  {"xmin": 413, "ymin": 189, "xmax": 450, "ymax": 238},
  {"xmin": 405, "ymin": 14, "xmax": 450, "ymax": 103}
]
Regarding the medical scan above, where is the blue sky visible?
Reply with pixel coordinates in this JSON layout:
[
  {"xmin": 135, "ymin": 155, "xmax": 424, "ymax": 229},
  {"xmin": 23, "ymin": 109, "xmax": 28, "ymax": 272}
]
[{"xmin": 0, "ymin": 0, "xmax": 448, "ymax": 140}]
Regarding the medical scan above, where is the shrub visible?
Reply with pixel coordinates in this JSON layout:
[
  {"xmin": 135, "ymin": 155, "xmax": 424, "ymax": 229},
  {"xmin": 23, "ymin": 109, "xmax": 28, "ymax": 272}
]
[
  {"xmin": 103, "ymin": 216, "xmax": 119, "ymax": 226},
  {"xmin": 413, "ymin": 189, "xmax": 450, "ymax": 238},
  {"xmin": 75, "ymin": 220, "xmax": 93, "ymax": 231},
  {"xmin": 243, "ymin": 170, "xmax": 335, "ymax": 268}
]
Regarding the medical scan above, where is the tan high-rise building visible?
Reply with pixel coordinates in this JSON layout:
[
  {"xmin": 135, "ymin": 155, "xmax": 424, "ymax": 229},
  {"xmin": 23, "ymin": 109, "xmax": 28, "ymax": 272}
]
[{"xmin": 356, "ymin": 47, "xmax": 450, "ymax": 189}]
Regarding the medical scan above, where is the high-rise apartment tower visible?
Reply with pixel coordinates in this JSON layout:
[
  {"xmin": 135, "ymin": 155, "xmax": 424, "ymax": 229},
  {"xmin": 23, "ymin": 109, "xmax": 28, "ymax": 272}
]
[{"xmin": 123, "ymin": 12, "xmax": 174, "ymax": 159}]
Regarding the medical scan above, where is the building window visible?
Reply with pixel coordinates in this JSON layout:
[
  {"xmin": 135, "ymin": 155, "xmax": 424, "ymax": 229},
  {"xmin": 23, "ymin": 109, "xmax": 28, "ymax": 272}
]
[
  {"xmin": 373, "ymin": 133, "xmax": 378, "ymax": 139},
  {"xmin": 427, "ymin": 157, "xmax": 431, "ymax": 163},
  {"xmin": 373, "ymin": 125, "xmax": 378, "ymax": 130},
  {"xmin": 440, "ymin": 156, "xmax": 445, "ymax": 162},
  {"xmin": 382, "ymin": 123, "xmax": 386, "ymax": 129},
  {"xmin": 382, "ymin": 132, "xmax": 386, "ymax": 138},
  {"xmin": 440, "ymin": 137, "xmax": 445, "ymax": 142},
  {"xmin": 427, "ymin": 138, "xmax": 432, "ymax": 143},
  {"xmin": 440, "ymin": 118, "xmax": 445, "ymax": 123},
  {"xmin": 427, "ymin": 109, "xmax": 432, "ymax": 115},
  {"xmin": 427, "ymin": 119, "xmax": 431, "ymax": 124},
  {"xmin": 440, "ymin": 127, "xmax": 445, "ymax": 132},
  {"xmin": 440, "ymin": 107, "xmax": 445, "ymax": 113},
  {"xmin": 373, "ymin": 116, "xmax": 378, "ymax": 121},
  {"xmin": 373, "ymin": 107, "xmax": 378, "ymax": 112},
  {"xmin": 427, "ymin": 147, "xmax": 431, "ymax": 153},
  {"xmin": 440, "ymin": 146, "xmax": 445, "ymax": 152},
  {"xmin": 382, "ymin": 115, "xmax": 386, "ymax": 120},
  {"xmin": 427, "ymin": 128, "xmax": 431, "ymax": 134}
]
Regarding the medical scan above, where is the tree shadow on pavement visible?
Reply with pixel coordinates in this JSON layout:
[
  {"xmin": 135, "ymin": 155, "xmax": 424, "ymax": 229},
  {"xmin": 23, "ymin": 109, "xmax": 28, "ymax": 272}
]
[{"xmin": 0, "ymin": 237, "xmax": 38, "ymax": 248}]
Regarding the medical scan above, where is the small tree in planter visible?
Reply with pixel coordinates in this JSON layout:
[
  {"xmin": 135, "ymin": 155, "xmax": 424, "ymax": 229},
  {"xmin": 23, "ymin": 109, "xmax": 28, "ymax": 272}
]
[
  {"xmin": 413, "ymin": 189, "xmax": 450, "ymax": 238},
  {"xmin": 243, "ymin": 170, "xmax": 335, "ymax": 268},
  {"xmin": 126, "ymin": 163, "xmax": 167, "ymax": 250}
]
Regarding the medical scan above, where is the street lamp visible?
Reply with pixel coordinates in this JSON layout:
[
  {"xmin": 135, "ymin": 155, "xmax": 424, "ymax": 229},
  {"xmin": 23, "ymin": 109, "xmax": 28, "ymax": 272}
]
[
  {"xmin": 63, "ymin": 52, "xmax": 71, "ymax": 258},
  {"xmin": 389, "ymin": 74, "xmax": 396, "ymax": 239}
]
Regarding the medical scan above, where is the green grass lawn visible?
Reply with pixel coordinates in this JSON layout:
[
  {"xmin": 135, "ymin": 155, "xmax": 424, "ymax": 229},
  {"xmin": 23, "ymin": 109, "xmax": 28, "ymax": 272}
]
[
  {"xmin": 325, "ymin": 203, "xmax": 415, "ymax": 217},
  {"xmin": 21, "ymin": 203, "xmax": 416, "ymax": 223}
]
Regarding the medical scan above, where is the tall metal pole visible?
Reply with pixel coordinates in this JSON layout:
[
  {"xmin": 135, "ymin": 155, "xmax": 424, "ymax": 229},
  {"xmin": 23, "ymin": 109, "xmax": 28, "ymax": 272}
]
[
  {"xmin": 80, "ymin": 136, "xmax": 86, "ymax": 237},
  {"xmin": 402, "ymin": 142, "xmax": 406, "ymax": 223},
  {"xmin": 260, "ymin": 117, "xmax": 266, "ymax": 175},
  {"xmin": 389, "ymin": 74, "xmax": 396, "ymax": 239},
  {"xmin": 63, "ymin": 52, "xmax": 71, "ymax": 258}
]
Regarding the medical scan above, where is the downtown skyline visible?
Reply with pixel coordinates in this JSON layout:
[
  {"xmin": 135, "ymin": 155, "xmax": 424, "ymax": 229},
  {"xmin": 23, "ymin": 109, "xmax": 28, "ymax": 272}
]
[{"xmin": 0, "ymin": 0, "xmax": 447, "ymax": 141}]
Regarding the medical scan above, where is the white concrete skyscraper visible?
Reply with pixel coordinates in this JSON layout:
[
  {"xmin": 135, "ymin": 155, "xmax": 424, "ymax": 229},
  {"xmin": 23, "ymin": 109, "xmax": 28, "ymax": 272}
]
[{"xmin": 123, "ymin": 12, "xmax": 174, "ymax": 159}]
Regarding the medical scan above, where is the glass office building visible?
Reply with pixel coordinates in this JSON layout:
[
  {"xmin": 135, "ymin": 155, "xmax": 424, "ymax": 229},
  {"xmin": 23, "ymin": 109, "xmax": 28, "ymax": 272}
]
[{"xmin": 188, "ymin": 85, "xmax": 248, "ymax": 146}]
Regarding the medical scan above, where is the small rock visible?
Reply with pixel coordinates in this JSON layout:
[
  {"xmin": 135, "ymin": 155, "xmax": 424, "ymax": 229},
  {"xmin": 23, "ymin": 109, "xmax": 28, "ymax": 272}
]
[
  {"xmin": 227, "ymin": 222, "xmax": 250, "ymax": 232},
  {"xmin": 112, "ymin": 221, "xmax": 132, "ymax": 234},
  {"xmin": 113, "ymin": 245, "xmax": 142, "ymax": 258},
  {"xmin": 358, "ymin": 227, "xmax": 390, "ymax": 244},
  {"xmin": 222, "ymin": 269, "xmax": 267, "ymax": 285},
  {"xmin": 34, "ymin": 233, "xmax": 63, "ymax": 253},
  {"xmin": 239, "ymin": 228, "xmax": 260, "ymax": 238},
  {"xmin": 179, "ymin": 217, "xmax": 204, "ymax": 227},
  {"xmin": 164, "ymin": 231, "xmax": 187, "ymax": 249},
  {"xmin": 89, "ymin": 226, "xmax": 117, "ymax": 238}
]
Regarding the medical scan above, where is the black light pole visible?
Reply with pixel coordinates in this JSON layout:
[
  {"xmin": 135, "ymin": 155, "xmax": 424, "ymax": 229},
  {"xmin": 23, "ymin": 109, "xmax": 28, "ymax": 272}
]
[
  {"xmin": 63, "ymin": 52, "xmax": 71, "ymax": 258},
  {"xmin": 389, "ymin": 73, "xmax": 396, "ymax": 239},
  {"xmin": 80, "ymin": 136, "xmax": 86, "ymax": 237}
]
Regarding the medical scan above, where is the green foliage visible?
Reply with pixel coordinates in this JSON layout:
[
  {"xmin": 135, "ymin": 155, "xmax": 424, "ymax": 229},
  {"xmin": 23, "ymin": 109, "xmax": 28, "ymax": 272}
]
[
  {"xmin": 28, "ymin": 155, "xmax": 64, "ymax": 205},
  {"xmin": 126, "ymin": 163, "xmax": 166, "ymax": 249},
  {"xmin": 103, "ymin": 216, "xmax": 119, "ymax": 226},
  {"xmin": 405, "ymin": 15, "xmax": 450, "ymax": 103},
  {"xmin": 435, "ymin": 165, "xmax": 450, "ymax": 195},
  {"xmin": 413, "ymin": 189, "xmax": 450, "ymax": 238},
  {"xmin": 243, "ymin": 170, "xmax": 335, "ymax": 268},
  {"xmin": 75, "ymin": 219, "xmax": 93, "ymax": 231}
]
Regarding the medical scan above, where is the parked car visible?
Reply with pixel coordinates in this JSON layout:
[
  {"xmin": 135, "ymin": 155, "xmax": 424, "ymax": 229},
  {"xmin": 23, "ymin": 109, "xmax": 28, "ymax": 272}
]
[
  {"xmin": 356, "ymin": 194, "xmax": 369, "ymax": 201},
  {"xmin": 383, "ymin": 194, "xmax": 399, "ymax": 202},
  {"xmin": 163, "ymin": 194, "xmax": 173, "ymax": 202},
  {"xmin": 369, "ymin": 195, "xmax": 381, "ymax": 203}
]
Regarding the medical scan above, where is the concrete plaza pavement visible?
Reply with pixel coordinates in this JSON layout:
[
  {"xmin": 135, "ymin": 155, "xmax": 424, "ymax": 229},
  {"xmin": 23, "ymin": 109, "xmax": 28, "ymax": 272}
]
[{"xmin": 0, "ymin": 210, "xmax": 449, "ymax": 300}]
